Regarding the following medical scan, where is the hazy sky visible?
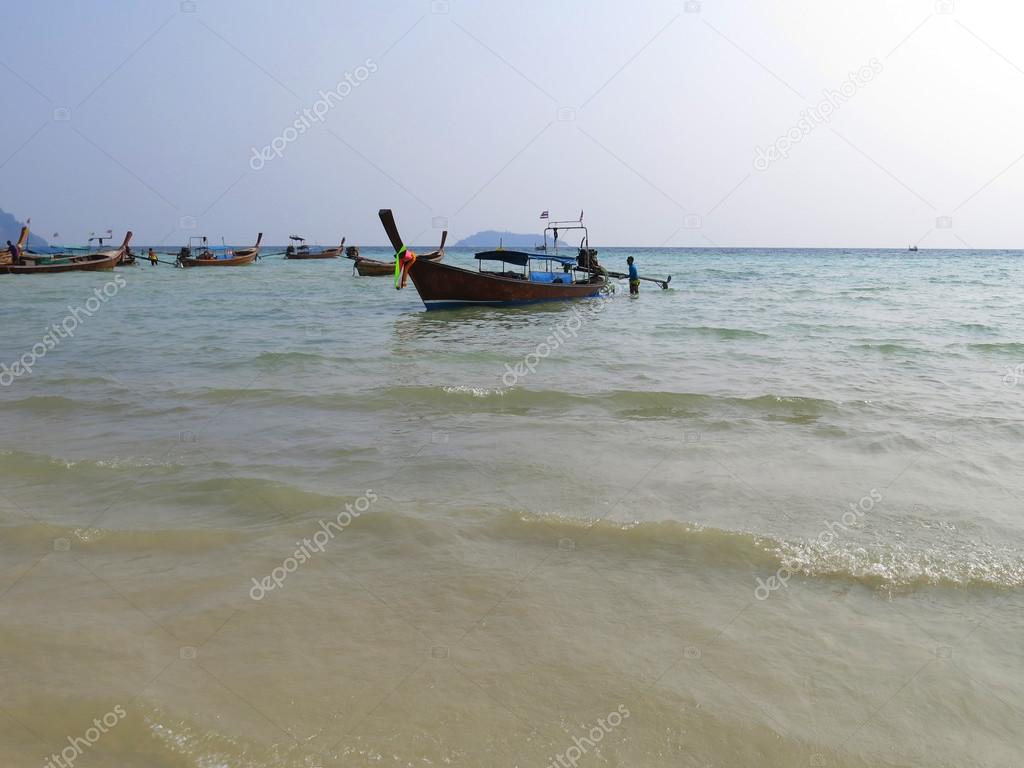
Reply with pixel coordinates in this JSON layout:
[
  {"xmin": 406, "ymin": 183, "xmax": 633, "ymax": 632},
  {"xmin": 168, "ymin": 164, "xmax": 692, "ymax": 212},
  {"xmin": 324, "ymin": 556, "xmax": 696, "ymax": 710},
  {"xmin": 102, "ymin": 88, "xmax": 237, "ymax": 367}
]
[{"xmin": 2, "ymin": 0, "xmax": 1023, "ymax": 248}]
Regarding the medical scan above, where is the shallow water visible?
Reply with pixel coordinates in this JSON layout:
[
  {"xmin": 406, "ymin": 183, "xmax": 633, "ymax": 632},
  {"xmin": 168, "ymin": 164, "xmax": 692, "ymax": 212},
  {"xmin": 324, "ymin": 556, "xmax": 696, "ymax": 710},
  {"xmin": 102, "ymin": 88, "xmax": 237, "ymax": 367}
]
[{"xmin": 1, "ymin": 247, "xmax": 1022, "ymax": 766}]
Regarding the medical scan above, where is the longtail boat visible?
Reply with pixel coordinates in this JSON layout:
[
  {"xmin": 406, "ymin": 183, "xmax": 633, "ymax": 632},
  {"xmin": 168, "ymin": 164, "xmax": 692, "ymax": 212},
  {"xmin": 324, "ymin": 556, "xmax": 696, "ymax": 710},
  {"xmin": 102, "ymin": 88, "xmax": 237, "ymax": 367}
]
[
  {"xmin": 177, "ymin": 233, "xmax": 262, "ymax": 267},
  {"xmin": 353, "ymin": 257, "xmax": 398, "ymax": 277},
  {"xmin": 85, "ymin": 231, "xmax": 130, "ymax": 264},
  {"xmin": 72, "ymin": 230, "xmax": 136, "ymax": 264},
  {"xmin": 25, "ymin": 229, "xmax": 137, "ymax": 267},
  {"xmin": 285, "ymin": 235, "xmax": 346, "ymax": 259},
  {"xmin": 379, "ymin": 209, "xmax": 605, "ymax": 309},
  {"xmin": 350, "ymin": 229, "xmax": 446, "ymax": 276},
  {"xmin": 1, "ymin": 228, "xmax": 132, "ymax": 274}
]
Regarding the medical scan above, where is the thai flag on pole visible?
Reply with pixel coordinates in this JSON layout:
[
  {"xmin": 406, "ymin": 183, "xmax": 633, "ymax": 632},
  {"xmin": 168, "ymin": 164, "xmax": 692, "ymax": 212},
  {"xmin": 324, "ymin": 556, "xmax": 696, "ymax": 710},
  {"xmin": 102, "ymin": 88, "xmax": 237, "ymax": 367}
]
[{"xmin": 539, "ymin": 210, "xmax": 549, "ymax": 219}]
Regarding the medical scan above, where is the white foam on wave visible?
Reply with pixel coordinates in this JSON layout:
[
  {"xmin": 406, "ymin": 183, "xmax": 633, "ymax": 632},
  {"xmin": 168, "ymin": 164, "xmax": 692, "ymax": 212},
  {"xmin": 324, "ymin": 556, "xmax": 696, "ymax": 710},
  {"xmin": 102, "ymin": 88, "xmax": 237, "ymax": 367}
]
[
  {"xmin": 441, "ymin": 385, "xmax": 506, "ymax": 397},
  {"xmin": 775, "ymin": 535, "xmax": 1024, "ymax": 589}
]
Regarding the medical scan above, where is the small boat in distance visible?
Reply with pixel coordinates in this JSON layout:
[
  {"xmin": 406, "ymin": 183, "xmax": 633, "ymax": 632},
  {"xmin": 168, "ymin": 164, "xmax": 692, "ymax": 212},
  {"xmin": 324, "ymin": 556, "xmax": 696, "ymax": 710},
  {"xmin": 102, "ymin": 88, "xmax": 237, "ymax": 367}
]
[
  {"xmin": 908, "ymin": 245, "xmax": 919, "ymax": 252},
  {"xmin": 88, "ymin": 230, "xmax": 113, "ymax": 248},
  {"xmin": 1, "ymin": 228, "xmax": 132, "ymax": 274},
  {"xmin": 285, "ymin": 235, "xmax": 346, "ymax": 259},
  {"xmin": 349, "ymin": 229, "xmax": 446, "ymax": 276},
  {"xmin": 379, "ymin": 209, "xmax": 605, "ymax": 309},
  {"xmin": 177, "ymin": 233, "xmax": 262, "ymax": 267}
]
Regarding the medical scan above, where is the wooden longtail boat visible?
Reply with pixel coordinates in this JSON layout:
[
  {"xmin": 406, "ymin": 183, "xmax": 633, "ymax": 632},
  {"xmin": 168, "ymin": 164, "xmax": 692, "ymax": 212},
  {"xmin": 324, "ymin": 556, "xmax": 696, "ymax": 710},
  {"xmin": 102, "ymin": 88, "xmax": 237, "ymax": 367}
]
[
  {"xmin": 85, "ymin": 231, "xmax": 132, "ymax": 264},
  {"xmin": 350, "ymin": 230, "xmax": 446, "ymax": 276},
  {"xmin": 378, "ymin": 209, "xmax": 605, "ymax": 309},
  {"xmin": 285, "ymin": 235, "xmax": 346, "ymax": 259},
  {"xmin": 1, "ymin": 229, "xmax": 132, "ymax": 274},
  {"xmin": 23, "ymin": 229, "xmax": 137, "ymax": 266},
  {"xmin": 177, "ymin": 233, "xmax": 262, "ymax": 267},
  {"xmin": 65, "ymin": 230, "xmax": 137, "ymax": 264}
]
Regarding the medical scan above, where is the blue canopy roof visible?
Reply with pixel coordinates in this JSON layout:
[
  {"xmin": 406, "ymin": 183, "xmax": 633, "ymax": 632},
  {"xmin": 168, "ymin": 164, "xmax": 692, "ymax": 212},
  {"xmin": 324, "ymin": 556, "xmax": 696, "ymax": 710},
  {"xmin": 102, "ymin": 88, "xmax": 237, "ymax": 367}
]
[{"xmin": 474, "ymin": 249, "xmax": 576, "ymax": 267}]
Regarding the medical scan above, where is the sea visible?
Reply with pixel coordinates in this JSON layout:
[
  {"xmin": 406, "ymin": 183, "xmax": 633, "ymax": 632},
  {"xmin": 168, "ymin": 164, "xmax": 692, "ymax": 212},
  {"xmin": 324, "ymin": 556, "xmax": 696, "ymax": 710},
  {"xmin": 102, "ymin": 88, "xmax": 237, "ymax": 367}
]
[{"xmin": 1, "ymin": 246, "xmax": 1021, "ymax": 767}]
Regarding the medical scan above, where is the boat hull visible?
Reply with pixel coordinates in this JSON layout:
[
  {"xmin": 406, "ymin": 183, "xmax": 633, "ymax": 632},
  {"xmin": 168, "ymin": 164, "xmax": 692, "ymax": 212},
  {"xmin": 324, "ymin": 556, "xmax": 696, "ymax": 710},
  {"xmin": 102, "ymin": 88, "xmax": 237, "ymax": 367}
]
[
  {"xmin": 286, "ymin": 249, "xmax": 340, "ymax": 260},
  {"xmin": 407, "ymin": 258, "xmax": 605, "ymax": 309},
  {"xmin": 353, "ymin": 258, "xmax": 395, "ymax": 276},
  {"xmin": 0, "ymin": 251, "xmax": 120, "ymax": 274},
  {"xmin": 179, "ymin": 251, "xmax": 257, "ymax": 267},
  {"xmin": 353, "ymin": 252, "xmax": 442, "ymax": 276}
]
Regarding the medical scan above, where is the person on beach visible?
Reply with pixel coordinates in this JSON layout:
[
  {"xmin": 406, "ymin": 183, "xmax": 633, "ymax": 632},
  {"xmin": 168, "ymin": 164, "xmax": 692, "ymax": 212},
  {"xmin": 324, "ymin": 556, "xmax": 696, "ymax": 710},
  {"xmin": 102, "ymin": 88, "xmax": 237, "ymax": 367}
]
[
  {"xmin": 6, "ymin": 240, "xmax": 20, "ymax": 265},
  {"xmin": 148, "ymin": 248, "xmax": 158, "ymax": 266},
  {"xmin": 627, "ymin": 256, "xmax": 639, "ymax": 295}
]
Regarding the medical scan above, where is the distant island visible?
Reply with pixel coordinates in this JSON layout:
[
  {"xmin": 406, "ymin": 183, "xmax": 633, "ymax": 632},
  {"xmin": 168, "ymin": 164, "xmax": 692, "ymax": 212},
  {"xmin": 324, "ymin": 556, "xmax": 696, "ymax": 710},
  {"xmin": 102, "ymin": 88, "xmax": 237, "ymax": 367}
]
[
  {"xmin": 0, "ymin": 209, "xmax": 48, "ymax": 249},
  {"xmin": 454, "ymin": 230, "xmax": 570, "ymax": 249}
]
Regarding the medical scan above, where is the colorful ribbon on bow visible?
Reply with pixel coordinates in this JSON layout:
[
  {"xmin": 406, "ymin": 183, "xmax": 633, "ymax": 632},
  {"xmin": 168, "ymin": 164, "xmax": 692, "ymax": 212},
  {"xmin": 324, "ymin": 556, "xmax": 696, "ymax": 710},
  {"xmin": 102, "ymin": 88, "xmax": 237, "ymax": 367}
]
[{"xmin": 393, "ymin": 245, "xmax": 416, "ymax": 290}]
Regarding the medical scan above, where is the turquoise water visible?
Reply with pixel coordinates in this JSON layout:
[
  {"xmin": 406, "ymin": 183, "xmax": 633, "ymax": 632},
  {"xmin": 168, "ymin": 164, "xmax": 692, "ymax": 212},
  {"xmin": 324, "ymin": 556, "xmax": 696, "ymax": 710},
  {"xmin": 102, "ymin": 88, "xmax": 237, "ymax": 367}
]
[{"xmin": 1, "ymin": 247, "xmax": 1021, "ymax": 766}]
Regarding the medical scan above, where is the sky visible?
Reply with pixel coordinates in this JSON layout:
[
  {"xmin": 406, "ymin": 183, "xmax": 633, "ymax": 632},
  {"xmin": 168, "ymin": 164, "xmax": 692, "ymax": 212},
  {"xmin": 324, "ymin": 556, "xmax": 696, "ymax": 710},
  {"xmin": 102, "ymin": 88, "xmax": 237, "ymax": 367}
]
[{"xmin": 2, "ymin": 0, "xmax": 1024, "ymax": 248}]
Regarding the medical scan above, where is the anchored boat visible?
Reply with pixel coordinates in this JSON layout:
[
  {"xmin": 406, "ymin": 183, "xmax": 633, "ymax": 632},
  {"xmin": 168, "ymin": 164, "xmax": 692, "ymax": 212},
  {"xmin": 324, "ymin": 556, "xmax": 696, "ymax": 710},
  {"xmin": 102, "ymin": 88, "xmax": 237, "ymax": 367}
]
[
  {"xmin": 1, "ymin": 227, "xmax": 132, "ymax": 274},
  {"xmin": 177, "ymin": 233, "xmax": 262, "ymax": 267},
  {"xmin": 379, "ymin": 209, "xmax": 605, "ymax": 309},
  {"xmin": 285, "ymin": 235, "xmax": 346, "ymax": 259},
  {"xmin": 56, "ymin": 230, "xmax": 137, "ymax": 265},
  {"xmin": 350, "ymin": 228, "xmax": 446, "ymax": 276}
]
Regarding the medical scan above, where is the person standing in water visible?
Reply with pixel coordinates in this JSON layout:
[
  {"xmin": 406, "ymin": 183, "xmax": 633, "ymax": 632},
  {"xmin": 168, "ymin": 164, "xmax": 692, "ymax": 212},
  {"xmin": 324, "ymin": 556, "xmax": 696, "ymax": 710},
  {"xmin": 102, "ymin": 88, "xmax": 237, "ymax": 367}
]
[
  {"xmin": 627, "ymin": 256, "xmax": 639, "ymax": 295},
  {"xmin": 148, "ymin": 247, "xmax": 158, "ymax": 266},
  {"xmin": 6, "ymin": 240, "xmax": 21, "ymax": 265}
]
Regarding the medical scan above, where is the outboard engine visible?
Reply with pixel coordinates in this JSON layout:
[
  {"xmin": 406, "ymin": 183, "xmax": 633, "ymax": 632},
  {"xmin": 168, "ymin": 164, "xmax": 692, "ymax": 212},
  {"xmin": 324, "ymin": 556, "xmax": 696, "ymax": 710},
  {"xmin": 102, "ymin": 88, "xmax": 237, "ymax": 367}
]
[{"xmin": 577, "ymin": 247, "xmax": 600, "ymax": 271}]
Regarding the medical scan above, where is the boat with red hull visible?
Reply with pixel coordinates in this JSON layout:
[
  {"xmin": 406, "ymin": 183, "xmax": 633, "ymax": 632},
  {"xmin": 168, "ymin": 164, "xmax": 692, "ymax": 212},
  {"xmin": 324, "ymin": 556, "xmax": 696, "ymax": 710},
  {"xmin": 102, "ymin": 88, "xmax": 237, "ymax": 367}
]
[{"xmin": 378, "ymin": 209, "xmax": 605, "ymax": 309}]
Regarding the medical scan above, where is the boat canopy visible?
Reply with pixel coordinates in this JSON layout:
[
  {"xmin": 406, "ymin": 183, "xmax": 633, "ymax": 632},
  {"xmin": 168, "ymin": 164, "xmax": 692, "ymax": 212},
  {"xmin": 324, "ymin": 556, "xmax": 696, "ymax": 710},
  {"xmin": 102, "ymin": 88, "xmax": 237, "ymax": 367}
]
[{"xmin": 474, "ymin": 250, "xmax": 576, "ymax": 267}]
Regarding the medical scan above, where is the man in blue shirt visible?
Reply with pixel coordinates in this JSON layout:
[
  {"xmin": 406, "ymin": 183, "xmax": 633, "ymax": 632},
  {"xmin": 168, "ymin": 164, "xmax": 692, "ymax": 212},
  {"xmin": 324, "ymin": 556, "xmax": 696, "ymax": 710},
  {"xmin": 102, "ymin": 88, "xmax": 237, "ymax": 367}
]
[{"xmin": 627, "ymin": 256, "xmax": 639, "ymax": 295}]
